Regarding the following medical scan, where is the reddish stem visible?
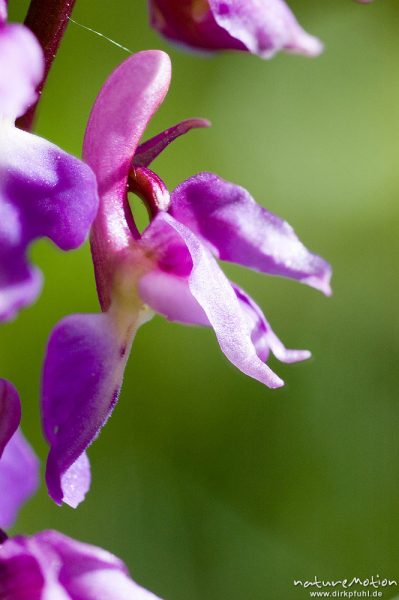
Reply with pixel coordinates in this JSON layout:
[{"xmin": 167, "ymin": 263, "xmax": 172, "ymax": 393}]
[{"xmin": 16, "ymin": 0, "xmax": 76, "ymax": 131}]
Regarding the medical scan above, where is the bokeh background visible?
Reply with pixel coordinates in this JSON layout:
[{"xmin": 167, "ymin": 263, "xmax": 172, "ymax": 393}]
[{"xmin": 5, "ymin": 1, "xmax": 399, "ymax": 598}]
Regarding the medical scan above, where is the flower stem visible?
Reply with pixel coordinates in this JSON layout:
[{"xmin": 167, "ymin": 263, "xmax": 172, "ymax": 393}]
[{"xmin": 16, "ymin": 0, "xmax": 76, "ymax": 132}]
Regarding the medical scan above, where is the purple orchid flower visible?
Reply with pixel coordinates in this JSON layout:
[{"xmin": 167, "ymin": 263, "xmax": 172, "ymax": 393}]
[
  {"xmin": 41, "ymin": 50, "xmax": 331, "ymax": 508},
  {"xmin": 0, "ymin": 379, "xmax": 39, "ymax": 528},
  {"xmin": 0, "ymin": 529, "xmax": 162, "ymax": 599},
  {"xmin": 149, "ymin": 0, "xmax": 323, "ymax": 59},
  {"xmin": 0, "ymin": 4, "xmax": 99, "ymax": 321},
  {"xmin": 41, "ymin": 50, "xmax": 332, "ymax": 507}
]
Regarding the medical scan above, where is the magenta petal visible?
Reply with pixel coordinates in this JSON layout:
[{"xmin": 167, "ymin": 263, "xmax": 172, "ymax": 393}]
[
  {"xmin": 233, "ymin": 284, "xmax": 311, "ymax": 364},
  {"xmin": 84, "ymin": 51, "xmax": 171, "ymax": 192},
  {"xmin": 134, "ymin": 118, "xmax": 211, "ymax": 168},
  {"xmin": 0, "ymin": 429, "xmax": 39, "ymax": 528},
  {"xmin": 0, "ymin": 23, "xmax": 44, "ymax": 121},
  {"xmin": 0, "ymin": 379, "xmax": 21, "ymax": 456},
  {"xmin": 42, "ymin": 313, "xmax": 127, "ymax": 506},
  {"xmin": 149, "ymin": 0, "xmax": 239, "ymax": 53},
  {"xmin": 170, "ymin": 173, "xmax": 332, "ymax": 295},
  {"xmin": 0, "ymin": 530, "xmax": 162, "ymax": 599},
  {"xmin": 149, "ymin": 0, "xmax": 322, "ymax": 58},
  {"xmin": 48, "ymin": 530, "xmax": 162, "ymax": 599},
  {"xmin": 83, "ymin": 50, "xmax": 171, "ymax": 309},
  {"xmin": 0, "ymin": 544, "xmax": 45, "ymax": 598},
  {"xmin": 0, "ymin": 266, "xmax": 43, "ymax": 323},
  {"xmin": 209, "ymin": 0, "xmax": 323, "ymax": 58},
  {"xmin": 0, "ymin": 381, "xmax": 39, "ymax": 528},
  {"xmin": 2, "ymin": 127, "xmax": 98, "ymax": 250},
  {"xmin": 0, "ymin": 126, "xmax": 98, "ymax": 321},
  {"xmin": 143, "ymin": 214, "xmax": 284, "ymax": 388},
  {"xmin": 139, "ymin": 267, "xmax": 309, "ymax": 366}
]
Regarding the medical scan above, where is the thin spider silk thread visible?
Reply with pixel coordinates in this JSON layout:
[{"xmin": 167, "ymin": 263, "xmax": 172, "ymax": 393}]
[{"xmin": 68, "ymin": 17, "xmax": 132, "ymax": 54}]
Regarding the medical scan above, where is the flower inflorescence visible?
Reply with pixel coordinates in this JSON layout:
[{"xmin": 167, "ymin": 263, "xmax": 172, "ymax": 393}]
[{"xmin": 0, "ymin": 0, "xmax": 356, "ymax": 596}]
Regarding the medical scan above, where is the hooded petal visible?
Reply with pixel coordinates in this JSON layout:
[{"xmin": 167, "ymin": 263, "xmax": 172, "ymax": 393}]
[
  {"xmin": 149, "ymin": 0, "xmax": 322, "ymax": 58},
  {"xmin": 0, "ymin": 23, "xmax": 44, "ymax": 121},
  {"xmin": 0, "ymin": 429, "xmax": 40, "ymax": 528},
  {"xmin": 0, "ymin": 379, "xmax": 21, "ymax": 456},
  {"xmin": 0, "ymin": 530, "xmax": 162, "ymax": 599},
  {"xmin": 42, "ymin": 313, "xmax": 133, "ymax": 507},
  {"xmin": 170, "ymin": 173, "xmax": 332, "ymax": 295},
  {"xmin": 141, "ymin": 213, "xmax": 284, "ymax": 388},
  {"xmin": 0, "ymin": 125, "xmax": 98, "ymax": 321},
  {"xmin": 83, "ymin": 50, "xmax": 171, "ymax": 310}
]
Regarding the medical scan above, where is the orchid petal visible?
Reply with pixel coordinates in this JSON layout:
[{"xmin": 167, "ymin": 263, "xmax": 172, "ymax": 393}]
[
  {"xmin": 83, "ymin": 51, "xmax": 171, "ymax": 309},
  {"xmin": 0, "ymin": 126, "xmax": 98, "ymax": 321},
  {"xmin": 149, "ymin": 0, "xmax": 322, "ymax": 58},
  {"xmin": 0, "ymin": 379, "xmax": 21, "ymax": 456},
  {"xmin": 0, "ymin": 545, "xmax": 45, "ymax": 598},
  {"xmin": 0, "ymin": 23, "xmax": 43, "ymax": 121},
  {"xmin": 0, "ymin": 429, "xmax": 39, "ymax": 528},
  {"xmin": 170, "ymin": 173, "xmax": 332, "ymax": 295},
  {"xmin": 149, "ymin": 0, "xmax": 234, "ymax": 53},
  {"xmin": 138, "ymin": 269, "xmax": 309, "ymax": 365},
  {"xmin": 84, "ymin": 50, "xmax": 171, "ymax": 191},
  {"xmin": 42, "ymin": 313, "xmax": 130, "ymax": 506},
  {"xmin": 142, "ymin": 213, "xmax": 284, "ymax": 388},
  {"xmin": 134, "ymin": 118, "xmax": 211, "ymax": 168},
  {"xmin": 49, "ymin": 530, "xmax": 162, "ymax": 599},
  {"xmin": 0, "ymin": 531, "xmax": 162, "ymax": 599},
  {"xmin": 209, "ymin": 0, "xmax": 323, "ymax": 58},
  {"xmin": 139, "ymin": 270, "xmax": 209, "ymax": 326},
  {"xmin": 232, "ymin": 284, "xmax": 311, "ymax": 363}
]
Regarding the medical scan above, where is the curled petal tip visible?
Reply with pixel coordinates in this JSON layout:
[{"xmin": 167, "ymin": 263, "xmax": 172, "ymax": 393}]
[
  {"xmin": 269, "ymin": 374, "xmax": 285, "ymax": 389},
  {"xmin": 304, "ymin": 266, "xmax": 333, "ymax": 297},
  {"xmin": 289, "ymin": 33, "xmax": 324, "ymax": 58},
  {"xmin": 46, "ymin": 451, "xmax": 91, "ymax": 509}
]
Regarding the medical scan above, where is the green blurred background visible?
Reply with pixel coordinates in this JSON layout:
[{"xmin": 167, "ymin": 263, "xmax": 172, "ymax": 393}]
[{"xmin": 5, "ymin": 1, "xmax": 399, "ymax": 598}]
